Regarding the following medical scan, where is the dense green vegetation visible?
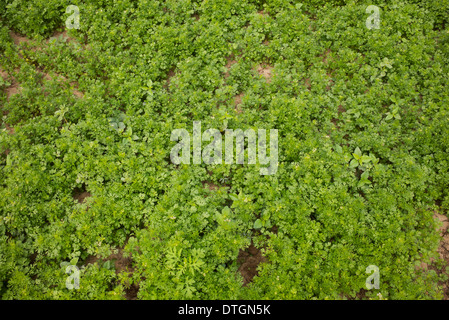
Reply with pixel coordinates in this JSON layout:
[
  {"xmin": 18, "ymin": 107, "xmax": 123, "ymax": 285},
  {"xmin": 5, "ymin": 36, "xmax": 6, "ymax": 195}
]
[{"xmin": 0, "ymin": 0, "xmax": 448, "ymax": 299}]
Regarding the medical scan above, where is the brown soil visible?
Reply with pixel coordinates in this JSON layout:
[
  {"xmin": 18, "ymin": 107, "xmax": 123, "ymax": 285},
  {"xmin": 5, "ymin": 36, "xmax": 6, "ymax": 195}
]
[
  {"xmin": 224, "ymin": 55, "xmax": 237, "ymax": 79},
  {"xmin": 202, "ymin": 181, "xmax": 219, "ymax": 191},
  {"xmin": 164, "ymin": 67, "xmax": 177, "ymax": 90},
  {"xmin": 304, "ymin": 77, "xmax": 311, "ymax": 90},
  {"xmin": 5, "ymin": 80, "xmax": 20, "ymax": 100},
  {"xmin": 1, "ymin": 68, "xmax": 18, "ymax": 137},
  {"xmin": 85, "ymin": 242, "xmax": 138, "ymax": 299},
  {"xmin": 4, "ymin": 123, "xmax": 14, "ymax": 135},
  {"xmin": 355, "ymin": 288, "xmax": 367, "ymax": 300},
  {"xmin": 337, "ymin": 105, "xmax": 346, "ymax": 113},
  {"xmin": 72, "ymin": 87, "xmax": 84, "ymax": 98},
  {"xmin": 237, "ymin": 241, "xmax": 268, "ymax": 286},
  {"xmin": 1, "ymin": 68, "xmax": 21, "ymax": 102},
  {"xmin": 256, "ymin": 64, "xmax": 273, "ymax": 83},
  {"xmin": 430, "ymin": 212, "xmax": 449, "ymax": 299},
  {"xmin": 8, "ymin": 29, "xmax": 85, "ymax": 99},
  {"xmin": 84, "ymin": 254, "xmax": 99, "ymax": 265},
  {"xmin": 434, "ymin": 212, "xmax": 449, "ymax": 256},
  {"xmin": 39, "ymin": 71, "xmax": 84, "ymax": 99},
  {"xmin": 107, "ymin": 248, "xmax": 134, "ymax": 274},
  {"xmin": 331, "ymin": 118, "xmax": 339, "ymax": 130},
  {"xmin": 48, "ymin": 28, "xmax": 90, "ymax": 49},
  {"xmin": 9, "ymin": 30, "xmax": 32, "ymax": 46},
  {"xmin": 73, "ymin": 191, "xmax": 91, "ymax": 204},
  {"xmin": 0, "ymin": 68, "xmax": 8, "ymax": 80},
  {"xmin": 29, "ymin": 252, "xmax": 38, "ymax": 265},
  {"xmin": 326, "ymin": 72, "xmax": 334, "ymax": 91},
  {"xmin": 109, "ymin": 247, "xmax": 137, "ymax": 300},
  {"xmin": 125, "ymin": 283, "xmax": 139, "ymax": 300},
  {"xmin": 48, "ymin": 30, "xmax": 74, "ymax": 44},
  {"xmin": 321, "ymin": 49, "xmax": 332, "ymax": 64},
  {"xmin": 407, "ymin": 211, "xmax": 449, "ymax": 299},
  {"xmin": 65, "ymin": 78, "xmax": 83, "ymax": 99},
  {"xmin": 341, "ymin": 212, "xmax": 449, "ymax": 300},
  {"xmin": 3, "ymin": 60, "xmax": 83, "ymax": 105},
  {"xmin": 234, "ymin": 92, "xmax": 244, "ymax": 113}
]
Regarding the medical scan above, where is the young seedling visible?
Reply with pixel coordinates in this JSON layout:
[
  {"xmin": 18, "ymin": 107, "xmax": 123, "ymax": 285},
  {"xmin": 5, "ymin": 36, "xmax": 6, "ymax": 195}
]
[{"xmin": 349, "ymin": 147, "xmax": 379, "ymax": 187}]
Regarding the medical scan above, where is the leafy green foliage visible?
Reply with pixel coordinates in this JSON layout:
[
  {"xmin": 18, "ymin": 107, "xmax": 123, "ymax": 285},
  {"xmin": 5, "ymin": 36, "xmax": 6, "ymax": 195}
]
[
  {"xmin": 1, "ymin": 0, "xmax": 72, "ymax": 37},
  {"xmin": 0, "ymin": 0, "xmax": 448, "ymax": 300}
]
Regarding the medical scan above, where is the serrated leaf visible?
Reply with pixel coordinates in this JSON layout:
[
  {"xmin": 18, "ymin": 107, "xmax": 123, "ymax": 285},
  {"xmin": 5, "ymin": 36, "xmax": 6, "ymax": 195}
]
[{"xmin": 350, "ymin": 159, "xmax": 359, "ymax": 168}]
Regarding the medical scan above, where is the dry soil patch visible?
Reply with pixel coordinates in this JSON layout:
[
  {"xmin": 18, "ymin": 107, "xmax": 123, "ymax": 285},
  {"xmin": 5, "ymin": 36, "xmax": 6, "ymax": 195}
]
[
  {"xmin": 237, "ymin": 242, "xmax": 267, "ymax": 286},
  {"xmin": 9, "ymin": 30, "xmax": 32, "ymax": 46},
  {"xmin": 234, "ymin": 92, "xmax": 244, "ymax": 114},
  {"xmin": 256, "ymin": 64, "xmax": 273, "ymax": 83}
]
